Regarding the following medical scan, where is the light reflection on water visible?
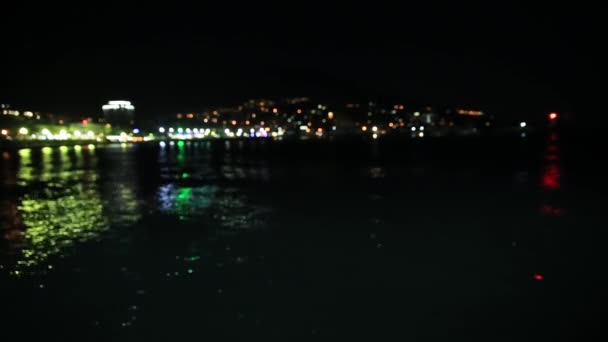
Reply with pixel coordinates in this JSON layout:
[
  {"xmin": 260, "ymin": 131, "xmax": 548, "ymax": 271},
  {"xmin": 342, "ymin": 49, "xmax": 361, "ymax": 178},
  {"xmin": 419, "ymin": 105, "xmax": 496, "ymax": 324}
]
[{"xmin": 0, "ymin": 143, "xmax": 268, "ymax": 276}]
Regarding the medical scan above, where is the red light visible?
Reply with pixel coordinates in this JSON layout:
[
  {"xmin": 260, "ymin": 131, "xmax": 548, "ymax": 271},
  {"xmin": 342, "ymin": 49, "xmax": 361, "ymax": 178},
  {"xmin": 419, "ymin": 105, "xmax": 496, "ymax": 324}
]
[
  {"xmin": 82, "ymin": 119, "xmax": 89, "ymax": 125},
  {"xmin": 533, "ymin": 274, "xmax": 544, "ymax": 281},
  {"xmin": 549, "ymin": 113, "xmax": 558, "ymax": 120}
]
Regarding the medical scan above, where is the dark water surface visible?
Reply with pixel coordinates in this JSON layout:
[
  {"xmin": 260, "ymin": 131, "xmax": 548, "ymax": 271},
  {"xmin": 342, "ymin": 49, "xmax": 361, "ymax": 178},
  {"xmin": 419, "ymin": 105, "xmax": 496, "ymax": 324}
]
[{"xmin": 1, "ymin": 135, "xmax": 606, "ymax": 340}]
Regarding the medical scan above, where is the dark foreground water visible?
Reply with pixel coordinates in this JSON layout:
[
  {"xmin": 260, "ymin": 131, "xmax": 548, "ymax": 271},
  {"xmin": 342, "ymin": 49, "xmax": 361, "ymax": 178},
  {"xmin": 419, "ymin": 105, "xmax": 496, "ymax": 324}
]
[{"xmin": 1, "ymin": 134, "xmax": 606, "ymax": 340}]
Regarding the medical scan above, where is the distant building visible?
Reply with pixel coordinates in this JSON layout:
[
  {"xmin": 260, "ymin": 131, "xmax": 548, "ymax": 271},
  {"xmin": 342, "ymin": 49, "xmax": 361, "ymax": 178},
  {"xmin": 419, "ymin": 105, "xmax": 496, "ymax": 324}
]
[{"xmin": 102, "ymin": 101, "xmax": 135, "ymax": 128}]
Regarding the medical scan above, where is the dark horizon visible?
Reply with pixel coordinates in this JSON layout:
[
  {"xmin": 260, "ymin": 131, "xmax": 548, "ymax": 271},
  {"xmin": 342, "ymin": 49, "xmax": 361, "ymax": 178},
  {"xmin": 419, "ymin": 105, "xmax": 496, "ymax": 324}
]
[{"xmin": 0, "ymin": 2, "xmax": 600, "ymax": 121}]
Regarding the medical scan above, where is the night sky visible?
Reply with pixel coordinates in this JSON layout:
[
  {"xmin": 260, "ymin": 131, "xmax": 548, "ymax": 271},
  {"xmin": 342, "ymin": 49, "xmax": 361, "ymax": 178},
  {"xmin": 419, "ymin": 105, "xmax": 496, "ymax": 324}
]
[{"xmin": 0, "ymin": 2, "xmax": 600, "ymax": 120}]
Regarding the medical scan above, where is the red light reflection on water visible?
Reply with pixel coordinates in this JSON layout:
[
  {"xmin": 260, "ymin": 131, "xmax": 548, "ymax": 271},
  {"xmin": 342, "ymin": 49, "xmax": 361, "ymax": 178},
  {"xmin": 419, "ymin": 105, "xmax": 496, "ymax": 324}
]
[
  {"xmin": 533, "ymin": 274, "xmax": 544, "ymax": 281},
  {"xmin": 542, "ymin": 164, "xmax": 561, "ymax": 190},
  {"xmin": 540, "ymin": 204, "xmax": 564, "ymax": 216}
]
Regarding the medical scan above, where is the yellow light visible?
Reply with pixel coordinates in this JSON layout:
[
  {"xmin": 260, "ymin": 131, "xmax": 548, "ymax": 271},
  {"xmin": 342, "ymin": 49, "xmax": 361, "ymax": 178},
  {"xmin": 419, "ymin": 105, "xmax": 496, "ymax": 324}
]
[
  {"xmin": 88, "ymin": 144, "xmax": 95, "ymax": 149},
  {"xmin": 1, "ymin": 129, "xmax": 7, "ymax": 135},
  {"xmin": 389, "ymin": 122, "xmax": 394, "ymax": 127},
  {"xmin": 265, "ymin": 127, "xmax": 271, "ymax": 132},
  {"xmin": 272, "ymin": 108, "xmax": 278, "ymax": 113},
  {"xmin": 327, "ymin": 112, "xmax": 334, "ymax": 119},
  {"xmin": 245, "ymin": 120, "xmax": 250, "ymax": 125},
  {"xmin": 231, "ymin": 120, "xmax": 237, "ymax": 125},
  {"xmin": 362, "ymin": 126, "xmax": 367, "ymax": 131},
  {"xmin": 317, "ymin": 127, "xmax": 323, "ymax": 133},
  {"xmin": 372, "ymin": 133, "xmax": 378, "ymax": 139},
  {"xmin": 19, "ymin": 127, "xmax": 28, "ymax": 135}
]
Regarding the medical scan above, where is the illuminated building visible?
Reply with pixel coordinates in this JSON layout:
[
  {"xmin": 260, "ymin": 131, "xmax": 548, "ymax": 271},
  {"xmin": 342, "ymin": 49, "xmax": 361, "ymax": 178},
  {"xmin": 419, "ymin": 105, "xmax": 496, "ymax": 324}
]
[
  {"xmin": 456, "ymin": 109, "xmax": 484, "ymax": 116},
  {"xmin": 102, "ymin": 100, "xmax": 135, "ymax": 128}
]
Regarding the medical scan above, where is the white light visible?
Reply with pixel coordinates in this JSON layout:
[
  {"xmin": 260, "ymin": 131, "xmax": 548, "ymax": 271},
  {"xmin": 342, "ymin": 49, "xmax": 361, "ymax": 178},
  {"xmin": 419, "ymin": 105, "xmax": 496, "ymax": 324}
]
[
  {"xmin": 19, "ymin": 127, "xmax": 28, "ymax": 135},
  {"xmin": 418, "ymin": 132, "xmax": 424, "ymax": 138},
  {"xmin": 372, "ymin": 126, "xmax": 378, "ymax": 132},
  {"xmin": 169, "ymin": 128, "xmax": 175, "ymax": 133},
  {"xmin": 224, "ymin": 128, "xmax": 231, "ymax": 135},
  {"xmin": 74, "ymin": 130, "xmax": 81, "ymax": 136},
  {"xmin": 520, "ymin": 121, "xmax": 527, "ymax": 128},
  {"xmin": 159, "ymin": 141, "xmax": 166, "ymax": 148},
  {"xmin": 102, "ymin": 100, "xmax": 134, "ymax": 111},
  {"xmin": 133, "ymin": 128, "xmax": 140, "ymax": 134},
  {"xmin": 193, "ymin": 128, "xmax": 199, "ymax": 133},
  {"xmin": 177, "ymin": 128, "xmax": 183, "ymax": 133},
  {"xmin": 186, "ymin": 128, "xmax": 192, "ymax": 133},
  {"xmin": 1, "ymin": 129, "xmax": 7, "ymax": 135},
  {"xmin": 419, "ymin": 126, "xmax": 424, "ymax": 131},
  {"xmin": 250, "ymin": 128, "xmax": 255, "ymax": 133},
  {"xmin": 299, "ymin": 125, "xmax": 308, "ymax": 131},
  {"xmin": 42, "ymin": 128, "xmax": 51, "ymax": 136},
  {"xmin": 87, "ymin": 131, "xmax": 94, "ymax": 137},
  {"xmin": 411, "ymin": 126, "xmax": 416, "ymax": 131},
  {"xmin": 414, "ymin": 112, "xmax": 420, "ymax": 117},
  {"xmin": 372, "ymin": 133, "xmax": 378, "ymax": 139},
  {"xmin": 159, "ymin": 127, "xmax": 165, "ymax": 133}
]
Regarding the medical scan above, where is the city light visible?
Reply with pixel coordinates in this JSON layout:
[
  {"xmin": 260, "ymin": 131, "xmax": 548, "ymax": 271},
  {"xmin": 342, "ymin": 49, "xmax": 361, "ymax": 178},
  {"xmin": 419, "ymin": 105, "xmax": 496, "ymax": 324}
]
[
  {"xmin": 362, "ymin": 126, "xmax": 367, "ymax": 131},
  {"xmin": 133, "ymin": 128, "xmax": 140, "ymax": 134},
  {"xmin": 520, "ymin": 121, "xmax": 527, "ymax": 128},
  {"xmin": 1, "ymin": 129, "xmax": 7, "ymax": 135},
  {"xmin": 372, "ymin": 126, "xmax": 378, "ymax": 132},
  {"xmin": 549, "ymin": 112, "xmax": 558, "ymax": 120},
  {"xmin": 74, "ymin": 130, "xmax": 81, "ymax": 137},
  {"xmin": 19, "ymin": 127, "xmax": 28, "ymax": 135},
  {"xmin": 372, "ymin": 133, "xmax": 378, "ymax": 139},
  {"xmin": 411, "ymin": 126, "xmax": 416, "ymax": 131},
  {"xmin": 419, "ymin": 126, "xmax": 424, "ymax": 131},
  {"xmin": 159, "ymin": 127, "xmax": 165, "ymax": 133},
  {"xmin": 102, "ymin": 100, "xmax": 134, "ymax": 110},
  {"xmin": 419, "ymin": 132, "xmax": 424, "ymax": 138},
  {"xmin": 42, "ymin": 128, "xmax": 51, "ymax": 136},
  {"xmin": 87, "ymin": 131, "xmax": 94, "ymax": 137}
]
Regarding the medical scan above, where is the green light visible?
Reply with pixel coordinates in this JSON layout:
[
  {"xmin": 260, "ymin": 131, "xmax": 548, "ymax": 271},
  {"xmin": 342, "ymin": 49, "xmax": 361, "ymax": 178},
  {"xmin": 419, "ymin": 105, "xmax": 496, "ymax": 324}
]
[
  {"xmin": 19, "ymin": 127, "xmax": 29, "ymax": 135},
  {"xmin": 182, "ymin": 172, "xmax": 190, "ymax": 179},
  {"xmin": 74, "ymin": 145, "xmax": 82, "ymax": 152},
  {"xmin": 42, "ymin": 147, "xmax": 53, "ymax": 155},
  {"xmin": 18, "ymin": 148, "xmax": 31, "ymax": 158},
  {"xmin": 187, "ymin": 269, "xmax": 193, "ymax": 274},
  {"xmin": 177, "ymin": 128, "xmax": 184, "ymax": 133},
  {"xmin": 177, "ymin": 140, "xmax": 185, "ymax": 148},
  {"xmin": 87, "ymin": 144, "xmax": 95, "ymax": 149},
  {"xmin": 59, "ymin": 146, "xmax": 69, "ymax": 152}
]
